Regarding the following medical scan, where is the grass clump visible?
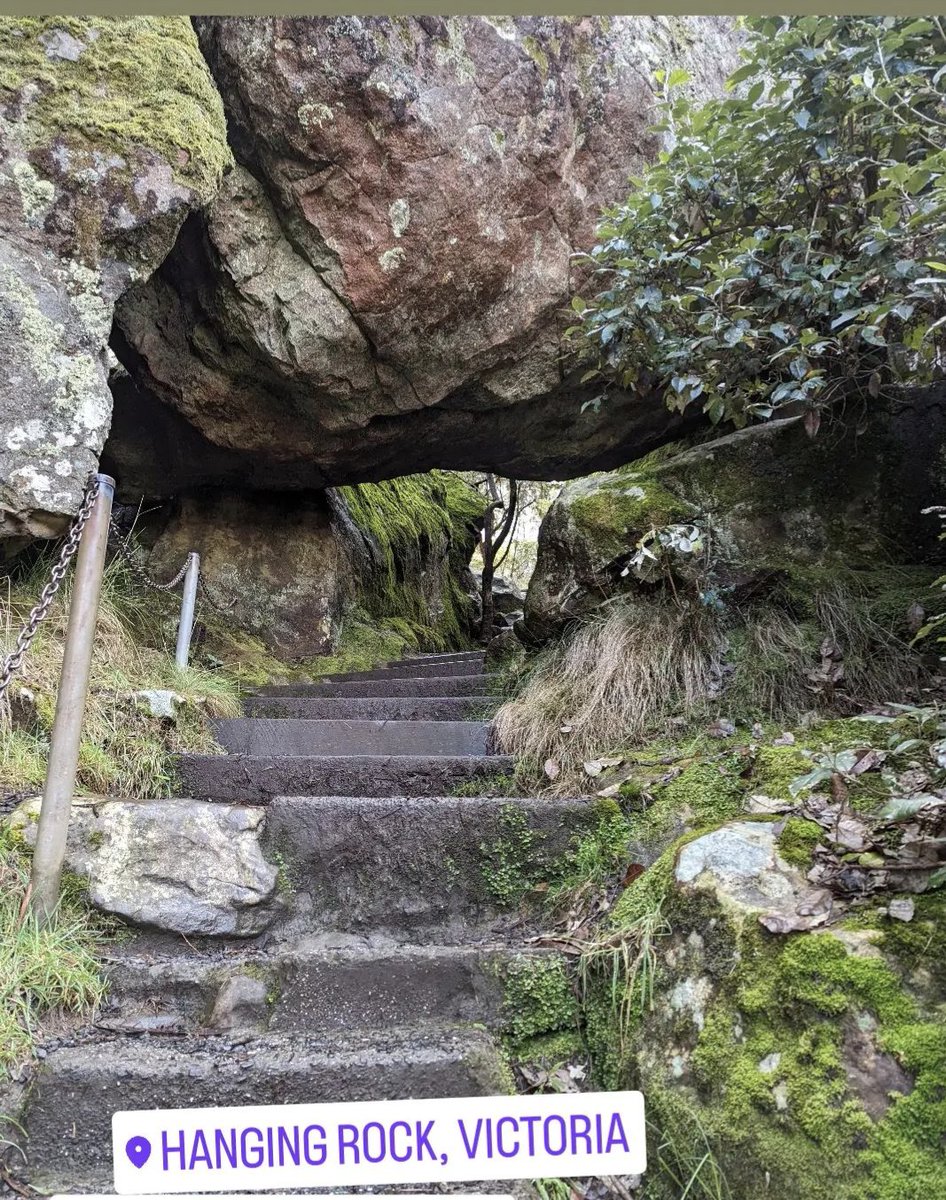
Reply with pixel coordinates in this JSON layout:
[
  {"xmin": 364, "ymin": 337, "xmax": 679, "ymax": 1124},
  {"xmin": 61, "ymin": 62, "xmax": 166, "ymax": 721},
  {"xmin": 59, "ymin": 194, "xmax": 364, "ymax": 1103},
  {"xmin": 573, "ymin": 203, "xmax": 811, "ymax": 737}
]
[
  {"xmin": 0, "ymin": 826, "xmax": 108, "ymax": 1078},
  {"xmin": 1, "ymin": 554, "xmax": 240, "ymax": 798},
  {"xmin": 493, "ymin": 601, "xmax": 724, "ymax": 790}
]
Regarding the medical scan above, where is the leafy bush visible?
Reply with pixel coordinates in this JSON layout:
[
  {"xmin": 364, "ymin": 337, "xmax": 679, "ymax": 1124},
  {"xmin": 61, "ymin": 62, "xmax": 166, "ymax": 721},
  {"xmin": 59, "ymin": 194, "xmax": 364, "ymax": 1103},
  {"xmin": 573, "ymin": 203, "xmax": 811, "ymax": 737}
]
[{"xmin": 571, "ymin": 15, "xmax": 946, "ymax": 429}]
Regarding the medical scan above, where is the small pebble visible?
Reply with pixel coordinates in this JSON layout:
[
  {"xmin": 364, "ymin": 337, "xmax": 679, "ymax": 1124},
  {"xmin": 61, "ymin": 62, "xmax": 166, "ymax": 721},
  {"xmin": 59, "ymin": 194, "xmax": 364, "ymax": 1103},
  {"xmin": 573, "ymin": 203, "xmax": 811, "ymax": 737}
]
[{"xmin": 888, "ymin": 898, "xmax": 915, "ymax": 922}]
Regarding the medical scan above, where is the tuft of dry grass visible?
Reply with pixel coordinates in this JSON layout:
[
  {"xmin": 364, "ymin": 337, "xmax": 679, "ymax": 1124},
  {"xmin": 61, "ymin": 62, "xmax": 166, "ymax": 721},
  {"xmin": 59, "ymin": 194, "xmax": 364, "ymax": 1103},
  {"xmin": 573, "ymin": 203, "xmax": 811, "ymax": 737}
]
[
  {"xmin": 494, "ymin": 579, "xmax": 924, "ymax": 792},
  {"xmin": 493, "ymin": 601, "xmax": 724, "ymax": 789}
]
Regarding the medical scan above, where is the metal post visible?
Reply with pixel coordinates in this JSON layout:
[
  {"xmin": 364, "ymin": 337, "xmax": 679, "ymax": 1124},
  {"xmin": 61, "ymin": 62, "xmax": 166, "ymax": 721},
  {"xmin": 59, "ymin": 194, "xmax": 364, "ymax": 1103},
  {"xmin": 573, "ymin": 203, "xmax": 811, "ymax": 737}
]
[
  {"xmin": 174, "ymin": 552, "xmax": 200, "ymax": 669},
  {"xmin": 29, "ymin": 474, "xmax": 115, "ymax": 926}
]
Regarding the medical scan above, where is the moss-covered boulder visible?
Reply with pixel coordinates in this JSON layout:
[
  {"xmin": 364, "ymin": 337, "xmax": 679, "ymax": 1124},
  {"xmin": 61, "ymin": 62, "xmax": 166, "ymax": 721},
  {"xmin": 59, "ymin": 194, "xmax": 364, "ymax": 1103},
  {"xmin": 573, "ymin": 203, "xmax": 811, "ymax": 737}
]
[
  {"xmin": 0, "ymin": 17, "xmax": 229, "ymax": 544},
  {"xmin": 587, "ymin": 819, "xmax": 946, "ymax": 1200},
  {"xmin": 147, "ymin": 472, "xmax": 483, "ymax": 659},
  {"xmin": 525, "ymin": 395, "xmax": 946, "ymax": 645}
]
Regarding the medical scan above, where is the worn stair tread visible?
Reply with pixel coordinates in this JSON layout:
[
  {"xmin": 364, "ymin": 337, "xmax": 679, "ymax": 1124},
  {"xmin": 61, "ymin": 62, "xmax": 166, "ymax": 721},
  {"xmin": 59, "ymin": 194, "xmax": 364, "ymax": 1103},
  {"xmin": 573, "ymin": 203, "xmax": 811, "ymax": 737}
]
[
  {"xmin": 256, "ymin": 674, "xmax": 491, "ymax": 698},
  {"xmin": 213, "ymin": 718, "xmax": 492, "ymax": 757},
  {"xmin": 402, "ymin": 651, "xmax": 486, "ymax": 663},
  {"xmin": 177, "ymin": 753, "xmax": 515, "ymax": 800},
  {"xmin": 316, "ymin": 659, "xmax": 487, "ymax": 681},
  {"xmin": 20, "ymin": 1028, "xmax": 510, "ymax": 1193},
  {"xmin": 101, "ymin": 936, "xmax": 550, "ymax": 1034},
  {"xmin": 258, "ymin": 793, "xmax": 595, "ymax": 939},
  {"xmin": 242, "ymin": 695, "xmax": 499, "ymax": 721}
]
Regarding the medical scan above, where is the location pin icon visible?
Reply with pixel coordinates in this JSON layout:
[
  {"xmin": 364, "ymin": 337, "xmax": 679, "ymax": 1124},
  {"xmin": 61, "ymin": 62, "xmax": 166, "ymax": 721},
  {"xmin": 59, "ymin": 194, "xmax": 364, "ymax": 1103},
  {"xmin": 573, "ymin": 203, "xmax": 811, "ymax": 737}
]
[{"xmin": 126, "ymin": 1136, "xmax": 152, "ymax": 1169}]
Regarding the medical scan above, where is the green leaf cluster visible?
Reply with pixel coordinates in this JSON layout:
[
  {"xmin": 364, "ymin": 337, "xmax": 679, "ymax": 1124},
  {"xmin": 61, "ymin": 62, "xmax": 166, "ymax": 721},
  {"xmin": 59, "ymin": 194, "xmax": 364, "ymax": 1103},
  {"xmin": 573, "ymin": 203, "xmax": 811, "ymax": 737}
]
[{"xmin": 571, "ymin": 16, "xmax": 946, "ymax": 427}]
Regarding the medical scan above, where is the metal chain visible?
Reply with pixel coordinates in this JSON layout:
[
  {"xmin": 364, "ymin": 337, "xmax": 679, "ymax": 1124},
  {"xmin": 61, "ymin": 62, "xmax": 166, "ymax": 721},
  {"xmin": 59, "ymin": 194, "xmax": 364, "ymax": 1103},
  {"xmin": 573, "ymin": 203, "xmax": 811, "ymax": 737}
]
[
  {"xmin": 0, "ymin": 476, "xmax": 102, "ymax": 704},
  {"xmin": 197, "ymin": 574, "xmax": 235, "ymax": 613},
  {"xmin": 108, "ymin": 517, "xmax": 190, "ymax": 593}
]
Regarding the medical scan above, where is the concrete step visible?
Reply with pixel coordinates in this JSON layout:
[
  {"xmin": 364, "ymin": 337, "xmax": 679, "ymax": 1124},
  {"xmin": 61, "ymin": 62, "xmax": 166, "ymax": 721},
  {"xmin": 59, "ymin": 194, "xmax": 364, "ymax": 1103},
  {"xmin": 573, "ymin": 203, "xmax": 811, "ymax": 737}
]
[
  {"xmin": 213, "ymin": 718, "xmax": 491, "ymax": 757},
  {"xmin": 19, "ymin": 1027, "xmax": 510, "ymax": 1194},
  {"xmin": 243, "ymin": 695, "xmax": 498, "ymax": 721},
  {"xmin": 316, "ymin": 659, "xmax": 486, "ymax": 682},
  {"xmin": 256, "ymin": 674, "xmax": 491, "ymax": 698},
  {"xmin": 177, "ymin": 752, "xmax": 516, "ymax": 801},
  {"xmin": 402, "ymin": 651, "xmax": 486, "ymax": 662},
  {"xmin": 100, "ymin": 936, "xmax": 550, "ymax": 1035},
  {"xmin": 261, "ymin": 794, "xmax": 595, "ymax": 939}
]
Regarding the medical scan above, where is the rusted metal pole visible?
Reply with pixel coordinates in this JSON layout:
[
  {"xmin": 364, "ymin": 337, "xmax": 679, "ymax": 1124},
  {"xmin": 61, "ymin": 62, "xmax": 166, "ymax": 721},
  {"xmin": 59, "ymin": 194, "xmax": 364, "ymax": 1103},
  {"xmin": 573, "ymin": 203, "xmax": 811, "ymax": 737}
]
[
  {"xmin": 29, "ymin": 474, "xmax": 114, "ymax": 926},
  {"xmin": 174, "ymin": 552, "xmax": 200, "ymax": 669}
]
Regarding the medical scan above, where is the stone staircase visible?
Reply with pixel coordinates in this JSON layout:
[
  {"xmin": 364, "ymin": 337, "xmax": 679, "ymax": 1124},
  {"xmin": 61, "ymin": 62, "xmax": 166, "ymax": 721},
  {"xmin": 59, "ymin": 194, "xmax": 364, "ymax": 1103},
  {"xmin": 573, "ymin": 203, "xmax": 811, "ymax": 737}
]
[{"xmin": 15, "ymin": 650, "xmax": 594, "ymax": 1195}]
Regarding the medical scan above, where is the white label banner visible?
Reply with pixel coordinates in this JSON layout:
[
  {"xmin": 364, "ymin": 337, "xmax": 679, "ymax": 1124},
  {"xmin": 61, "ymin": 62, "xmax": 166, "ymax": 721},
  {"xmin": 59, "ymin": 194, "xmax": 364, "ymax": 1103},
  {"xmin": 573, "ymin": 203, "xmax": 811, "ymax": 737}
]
[{"xmin": 112, "ymin": 1092, "xmax": 645, "ymax": 1193}]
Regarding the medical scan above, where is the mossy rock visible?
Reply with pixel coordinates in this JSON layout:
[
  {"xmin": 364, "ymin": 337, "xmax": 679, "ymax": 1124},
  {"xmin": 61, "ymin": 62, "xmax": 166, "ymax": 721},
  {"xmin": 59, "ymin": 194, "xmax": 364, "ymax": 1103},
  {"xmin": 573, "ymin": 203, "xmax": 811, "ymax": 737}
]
[
  {"xmin": 583, "ymin": 820, "xmax": 946, "ymax": 1200},
  {"xmin": 0, "ymin": 17, "xmax": 230, "ymax": 216},
  {"xmin": 522, "ymin": 401, "xmax": 944, "ymax": 720}
]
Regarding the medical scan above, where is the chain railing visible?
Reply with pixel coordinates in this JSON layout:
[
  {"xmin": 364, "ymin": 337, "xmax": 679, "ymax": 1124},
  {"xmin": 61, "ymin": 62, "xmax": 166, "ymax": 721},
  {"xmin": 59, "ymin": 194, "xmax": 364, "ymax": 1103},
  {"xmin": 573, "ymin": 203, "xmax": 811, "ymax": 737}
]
[
  {"xmin": 0, "ymin": 473, "xmax": 244, "ymax": 924},
  {"xmin": 0, "ymin": 475, "xmax": 102, "ymax": 706},
  {"xmin": 0, "ymin": 495, "xmax": 222, "ymax": 706}
]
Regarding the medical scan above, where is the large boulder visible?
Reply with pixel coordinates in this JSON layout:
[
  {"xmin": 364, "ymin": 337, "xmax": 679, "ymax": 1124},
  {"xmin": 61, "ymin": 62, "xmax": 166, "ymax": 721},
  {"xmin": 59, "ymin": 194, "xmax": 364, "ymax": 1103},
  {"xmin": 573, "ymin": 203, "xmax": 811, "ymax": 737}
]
[
  {"xmin": 13, "ymin": 797, "xmax": 280, "ymax": 936},
  {"xmin": 107, "ymin": 15, "xmax": 739, "ymax": 492},
  {"xmin": 0, "ymin": 17, "xmax": 229, "ymax": 545},
  {"xmin": 523, "ymin": 391, "xmax": 946, "ymax": 643}
]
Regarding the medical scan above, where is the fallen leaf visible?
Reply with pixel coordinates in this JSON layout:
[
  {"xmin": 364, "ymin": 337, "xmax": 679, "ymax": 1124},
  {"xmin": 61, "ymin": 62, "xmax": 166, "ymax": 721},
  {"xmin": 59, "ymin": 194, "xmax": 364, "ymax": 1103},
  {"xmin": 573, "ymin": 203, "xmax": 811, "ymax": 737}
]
[
  {"xmin": 879, "ymin": 795, "xmax": 942, "ymax": 822},
  {"xmin": 850, "ymin": 748, "xmax": 886, "ymax": 775},
  {"xmin": 544, "ymin": 758, "xmax": 560, "ymax": 780},
  {"xmin": 583, "ymin": 760, "xmax": 603, "ymax": 777},
  {"xmin": 621, "ymin": 863, "xmax": 646, "ymax": 887},
  {"xmin": 747, "ymin": 793, "xmax": 793, "ymax": 814}
]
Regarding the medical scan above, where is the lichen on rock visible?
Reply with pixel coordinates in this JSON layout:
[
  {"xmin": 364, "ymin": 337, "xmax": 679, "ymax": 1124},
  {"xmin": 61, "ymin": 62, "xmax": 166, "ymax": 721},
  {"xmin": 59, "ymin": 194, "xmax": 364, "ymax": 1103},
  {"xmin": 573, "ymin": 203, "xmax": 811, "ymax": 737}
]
[{"xmin": 0, "ymin": 16, "xmax": 229, "ymax": 541}]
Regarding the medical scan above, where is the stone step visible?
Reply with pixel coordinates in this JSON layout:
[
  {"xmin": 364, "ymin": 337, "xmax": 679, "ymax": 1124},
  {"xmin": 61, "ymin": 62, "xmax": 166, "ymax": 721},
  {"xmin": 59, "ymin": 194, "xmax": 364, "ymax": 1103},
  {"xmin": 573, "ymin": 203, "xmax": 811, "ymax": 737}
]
[
  {"xmin": 243, "ymin": 695, "xmax": 498, "ymax": 721},
  {"xmin": 257, "ymin": 674, "xmax": 491, "ymax": 698},
  {"xmin": 261, "ymin": 794, "xmax": 595, "ymax": 939},
  {"xmin": 20, "ymin": 1027, "xmax": 510, "ymax": 1194},
  {"xmin": 177, "ymin": 752, "xmax": 515, "ymax": 801},
  {"xmin": 317, "ymin": 659, "xmax": 486, "ymax": 682},
  {"xmin": 213, "ymin": 718, "xmax": 492, "ymax": 757},
  {"xmin": 100, "ymin": 937, "xmax": 549, "ymax": 1035},
  {"xmin": 403, "ymin": 651, "xmax": 486, "ymax": 663}
]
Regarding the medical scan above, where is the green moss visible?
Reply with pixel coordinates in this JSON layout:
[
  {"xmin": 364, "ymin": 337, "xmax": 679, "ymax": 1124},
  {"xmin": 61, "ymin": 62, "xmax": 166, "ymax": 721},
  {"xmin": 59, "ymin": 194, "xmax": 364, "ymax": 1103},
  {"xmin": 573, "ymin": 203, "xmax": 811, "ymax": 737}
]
[
  {"xmin": 338, "ymin": 472, "xmax": 482, "ymax": 650},
  {"xmin": 550, "ymin": 798, "xmax": 631, "ymax": 896},
  {"xmin": 0, "ymin": 17, "xmax": 230, "ymax": 204},
  {"xmin": 521, "ymin": 34, "xmax": 550, "ymax": 76},
  {"xmin": 876, "ymin": 890, "xmax": 946, "ymax": 994},
  {"xmin": 777, "ymin": 816, "xmax": 822, "ymax": 868},
  {"xmin": 479, "ymin": 805, "xmax": 543, "ymax": 907},
  {"xmin": 752, "ymin": 743, "xmax": 812, "ymax": 800},
  {"xmin": 624, "ymin": 756, "xmax": 745, "ymax": 858},
  {"xmin": 451, "ymin": 771, "xmax": 518, "ymax": 798},
  {"xmin": 502, "ymin": 954, "xmax": 578, "ymax": 1048},
  {"xmin": 513, "ymin": 1029, "xmax": 585, "ymax": 1069},
  {"xmin": 569, "ymin": 475, "xmax": 692, "ymax": 562}
]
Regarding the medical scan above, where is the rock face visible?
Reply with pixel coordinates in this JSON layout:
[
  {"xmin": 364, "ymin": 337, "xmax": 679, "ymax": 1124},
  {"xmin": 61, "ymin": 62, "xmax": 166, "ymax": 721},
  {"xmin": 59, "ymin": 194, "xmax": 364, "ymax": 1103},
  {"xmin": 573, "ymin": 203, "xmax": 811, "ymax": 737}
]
[
  {"xmin": 523, "ymin": 391, "xmax": 946, "ymax": 642},
  {"xmin": 0, "ymin": 17, "xmax": 229, "ymax": 544},
  {"xmin": 105, "ymin": 15, "xmax": 739, "ymax": 494},
  {"xmin": 146, "ymin": 472, "xmax": 483, "ymax": 659},
  {"xmin": 13, "ymin": 796, "xmax": 280, "ymax": 936}
]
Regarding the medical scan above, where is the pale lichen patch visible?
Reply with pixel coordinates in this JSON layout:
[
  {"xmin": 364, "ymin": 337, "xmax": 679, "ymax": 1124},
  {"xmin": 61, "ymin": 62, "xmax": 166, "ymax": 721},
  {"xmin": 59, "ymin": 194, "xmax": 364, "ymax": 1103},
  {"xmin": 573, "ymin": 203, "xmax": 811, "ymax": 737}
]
[
  {"xmin": 10, "ymin": 158, "xmax": 55, "ymax": 223},
  {"xmin": 379, "ymin": 246, "xmax": 406, "ymax": 272},
  {"xmin": 388, "ymin": 197, "xmax": 410, "ymax": 238}
]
